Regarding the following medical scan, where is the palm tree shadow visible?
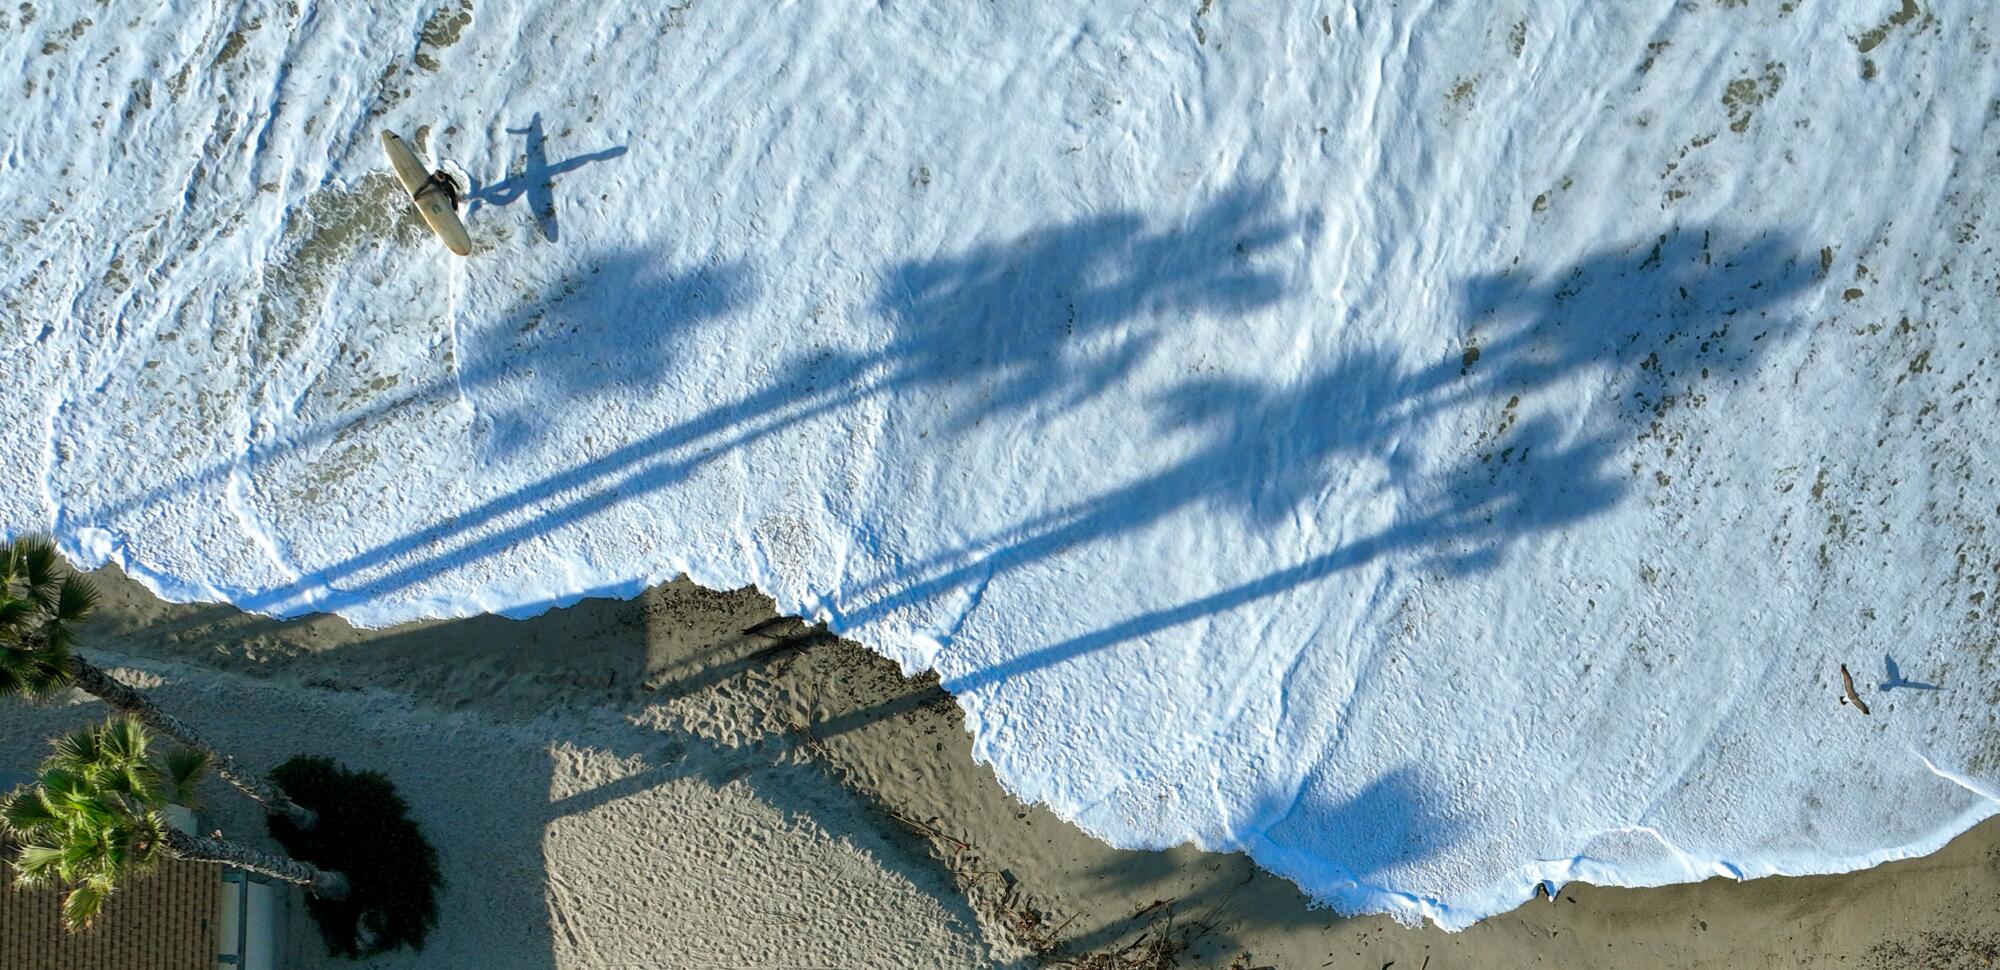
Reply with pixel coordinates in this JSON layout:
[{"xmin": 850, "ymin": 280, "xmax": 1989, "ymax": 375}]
[
  {"xmin": 207, "ymin": 183, "xmax": 1317, "ymax": 616},
  {"xmin": 1251, "ymin": 766, "xmax": 1465, "ymax": 915},
  {"xmin": 927, "ymin": 224, "xmax": 1818, "ymax": 695},
  {"xmin": 65, "ymin": 253, "xmax": 750, "ymax": 551},
  {"xmin": 868, "ymin": 180, "xmax": 1317, "ymax": 435},
  {"xmin": 466, "ymin": 113, "xmax": 629, "ymax": 242},
  {"xmin": 460, "ymin": 255, "xmax": 754, "ymax": 463},
  {"xmin": 226, "ymin": 255, "xmax": 753, "ymax": 614},
  {"xmin": 836, "ymin": 226, "xmax": 1820, "ymax": 941}
]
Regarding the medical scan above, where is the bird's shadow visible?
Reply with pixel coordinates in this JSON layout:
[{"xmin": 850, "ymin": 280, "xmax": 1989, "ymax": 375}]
[{"xmin": 1881, "ymin": 653, "xmax": 1944, "ymax": 692}]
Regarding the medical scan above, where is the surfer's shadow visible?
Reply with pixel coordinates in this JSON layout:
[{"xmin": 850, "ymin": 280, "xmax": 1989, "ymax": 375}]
[{"xmin": 462, "ymin": 112, "xmax": 629, "ymax": 243}]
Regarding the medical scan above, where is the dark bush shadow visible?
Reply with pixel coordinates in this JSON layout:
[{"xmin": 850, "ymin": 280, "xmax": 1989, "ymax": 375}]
[{"xmin": 267, "ymin": 756, "xmax": 443, "ymax": 958}]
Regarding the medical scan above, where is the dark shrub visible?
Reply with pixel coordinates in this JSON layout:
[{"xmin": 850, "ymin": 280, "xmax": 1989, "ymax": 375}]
[{"xmin": 267, "ymin": 756, "xmax": 442, "ymax": 957}]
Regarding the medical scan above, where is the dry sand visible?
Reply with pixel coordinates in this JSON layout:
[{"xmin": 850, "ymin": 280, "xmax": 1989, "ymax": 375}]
[{"xmin": 3, "ymin": 564, "xmax": 1996, "ymax": 968}]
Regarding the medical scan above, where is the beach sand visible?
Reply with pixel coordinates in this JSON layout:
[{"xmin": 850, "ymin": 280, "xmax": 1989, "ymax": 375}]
[{"xmin": 3, "ymin": 564, "xmax": 1995, "ymax": 968}]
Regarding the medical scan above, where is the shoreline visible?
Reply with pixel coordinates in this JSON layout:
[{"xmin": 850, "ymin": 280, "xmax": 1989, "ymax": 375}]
[
  {"xmin": 4, "ymin": 563, "xmax": 1994, "ymax": 967},
  {"xmin": 11, "ymin": 5, "xmax": 1998, "ymax": 957}
]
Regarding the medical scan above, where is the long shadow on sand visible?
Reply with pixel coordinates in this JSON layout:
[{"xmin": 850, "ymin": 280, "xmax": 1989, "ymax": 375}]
[
  {"xmin": 82, "ymin": 576, "xmax": 1005, "ymax": 967},
  {"xmin": 84, "ymin": 566, "xmax": 1426, "ymax": 964}
]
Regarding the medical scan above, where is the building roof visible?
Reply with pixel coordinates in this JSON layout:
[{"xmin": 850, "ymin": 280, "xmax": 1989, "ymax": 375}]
[{"xmin": 0, "ymin": 855, "xmax": 221, "ymax": 970}]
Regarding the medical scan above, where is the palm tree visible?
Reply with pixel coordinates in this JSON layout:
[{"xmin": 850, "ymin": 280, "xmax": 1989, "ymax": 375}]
[
  {"xmin": 0, "ymin": 536, "xmax": 315, "ymax": 828},
  {"xmin": 1, "ymin": 717, "xmax": 348, "ymax": 929}
]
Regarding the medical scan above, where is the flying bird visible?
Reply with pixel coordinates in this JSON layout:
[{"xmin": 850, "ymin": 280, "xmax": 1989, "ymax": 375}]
[{"xmin": 1839, "ymin": 664, "xmax": 1870, "ymax": 715}]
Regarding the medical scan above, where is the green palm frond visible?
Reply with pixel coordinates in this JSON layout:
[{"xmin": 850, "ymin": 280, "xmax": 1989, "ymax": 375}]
[
  {"xmin": 98, "ymin": 822, "xmax": 135, "ymax": 871},
  {"xmin": 133, "ymin": 809, "xmax": 166, "ymax": 845},
  {"xmin": 57, "ymin": 796, "xmax": 117, "ymax": 835},
  {"xmin": 60, "ymin": 881, "xmax": 110, "ymax": 929},
  {"xmin": 99, "ymin": 717, "xmax": 149, "ymax": 764},
  {"xmin": 52, "ymin": 575, "xmax": 97, "ymax": 625},
  {"xmin": 100, "ymin": 763, "xmax": 160, "ymax": 805},
  {"xmin": 8, "ymin": 642, "xmax": 75, "ymax": 696},
  {"xmin": 38, "ymin": 617, "xmax": 75, "ymax": 655},
  {"xmin": 20, "ymin": 641, "xmax": 73, "ymax": 672},
  {"xmin": 0, "ymin": 595, "xmax": 37, "ymax": 632},
  {"xmin": 37, "ymin": 768, "xmax": 123, "ymax": 833},
  {"xmin": 8, "ymin": 716, "xmax": 214, "ymax": 931},
  {"xmin": 113, "ymin": 812, "xmax": 165, "ymax": 868},
  {"xmin": 43, "ymin": 720, "xmax": 161, "ymax": 812},
  {"xmin": 10, "ymin": 844, "xmax": 68, "ymax": 886},
  {"xmin": 37, "ymin": 768, "xmax": 91, "ymax": 803},
  {"xmin": 59, "ymin": 833, "xmax": 111, "ymax": 877},
  {"xmin": 49, "ymin": 726, "xmax": 106, "ymax": 771},
  {"xmin": 1, "ymin": 787, "xmax": 60, "ymax": 836},
  {"xmin": 0, "ymin": 544, "xmax": 92, "ymax": 704},
  {"xmin": 0, "ymin": 645, "xmax": 72, "ymax": 698},
  {"xmin": 163, "ymin": 748, "xmax": 210, "ymax": 808},
  {"xmin": 16, "ymin": 536, "xmax": 63, "ymax": 606}
]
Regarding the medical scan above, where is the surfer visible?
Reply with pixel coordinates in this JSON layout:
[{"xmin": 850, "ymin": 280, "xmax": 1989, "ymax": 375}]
[
  {"xmin": 419, "ymin": 169, "xmax": 462, "ymax": 209},
  {"xmin": 380, "ymin": 129, "xmax": 473, "ymax": 255}
]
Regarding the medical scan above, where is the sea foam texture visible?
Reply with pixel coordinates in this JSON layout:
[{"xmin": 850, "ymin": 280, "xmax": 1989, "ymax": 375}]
[{"xmin": 5, "ymin": 0, "xmax": 1998, "ymax": 928}]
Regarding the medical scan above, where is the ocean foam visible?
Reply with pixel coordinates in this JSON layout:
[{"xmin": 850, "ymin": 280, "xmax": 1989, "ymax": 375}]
[{"xmin": 5, "ymin": 0, "xmax": 1998, "ymax": 928}]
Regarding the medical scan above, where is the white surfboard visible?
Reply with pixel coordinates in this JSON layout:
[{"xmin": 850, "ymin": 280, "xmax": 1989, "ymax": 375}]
[{"xmin": 380, "ymin": 130, "xmax": 473, "ymax": 256}]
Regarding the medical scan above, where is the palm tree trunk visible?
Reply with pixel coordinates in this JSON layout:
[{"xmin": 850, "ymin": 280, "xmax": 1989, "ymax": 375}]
[
  {"xmin": 160, "ymin": 828, "xmax": 350, "ymax": 899},
  {"xmin": 64, "ymin": 655, "xmax": 318, "ymax": 829}
]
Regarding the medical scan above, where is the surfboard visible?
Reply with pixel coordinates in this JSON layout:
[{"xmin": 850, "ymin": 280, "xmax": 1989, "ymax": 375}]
[{"xmin": 380, "ymin": 130, "xmax": 473, "ymax": 256}]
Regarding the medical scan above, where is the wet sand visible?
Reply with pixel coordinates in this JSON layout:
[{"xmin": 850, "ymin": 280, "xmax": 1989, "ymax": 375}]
[{"xmin": 6, "ymin": 564, "xmax": 1995, "ymax": 968}]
